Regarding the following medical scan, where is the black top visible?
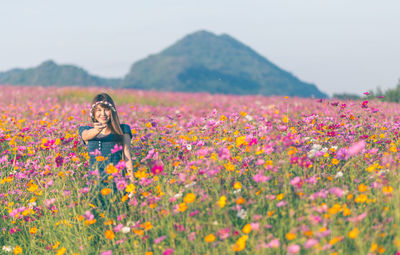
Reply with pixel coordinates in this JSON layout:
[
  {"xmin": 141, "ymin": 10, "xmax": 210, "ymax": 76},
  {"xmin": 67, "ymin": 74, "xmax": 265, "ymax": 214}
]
[{"xmin": 78, "ymin": 124, "xmax": 132, "ymax": 175}]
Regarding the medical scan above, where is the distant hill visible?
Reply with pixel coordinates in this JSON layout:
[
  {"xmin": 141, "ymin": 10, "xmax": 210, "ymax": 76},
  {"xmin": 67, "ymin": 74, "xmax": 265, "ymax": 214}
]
[
  {"xmin": 122, "ymin": 30, "xmax": 327, "ymax": 98},
  {"xmin": 0, "ymin": 60, "xmax": 120, "ymax": 87}
]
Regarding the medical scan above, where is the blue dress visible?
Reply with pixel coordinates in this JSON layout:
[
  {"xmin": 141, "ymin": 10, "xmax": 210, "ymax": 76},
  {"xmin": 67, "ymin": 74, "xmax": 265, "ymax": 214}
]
[{"xmin": 78, "ymin": 124, "xmax": 132, "ymax": 176}]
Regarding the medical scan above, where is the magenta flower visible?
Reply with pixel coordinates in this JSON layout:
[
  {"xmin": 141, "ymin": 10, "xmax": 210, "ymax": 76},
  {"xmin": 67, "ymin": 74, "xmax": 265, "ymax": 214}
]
[{"xmin": 162, "ymin": 248, "xmax": 174, "ymax": 255}]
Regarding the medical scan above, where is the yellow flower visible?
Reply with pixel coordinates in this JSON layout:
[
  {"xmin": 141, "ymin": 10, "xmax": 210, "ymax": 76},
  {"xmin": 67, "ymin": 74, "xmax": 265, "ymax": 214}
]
[
  {"xmin": 348, "ymin": 228, "xmax": 359, "ymax": 239},
  {"xmin": 233, "ymin": 182, "xmax": 242, "ymax": 189},
  {"xmin": 184, "ymin": 193, "xmax": 196, "ymax": 203},
  {"xmin": 242, "ymin": 224, "xmax": 252, "ymax": 234},
  {"xmin": 282, "ymin": 116, "xmax": 289, "ymax": 123},
  {"xmin": 101, "ymin": 188, "xmax": 112, "ymax": 196},
  {"xmin": 52, "ymin": 241, "xmax": 60, "ymax": 249},
  {"xmin": 13, "ymin": 246, "xmax": 23, "ymax": 255},
  {"xmin": 105, "ymin": 230, "xmax": 115, "ymax": 240},
  {"xmin": 331, "ymin": 158, "xmax": 339, "ymax": 165},
  {"xmin": 276, "ymin": 193, "xmax": 284, "ymax": 201},
  {"xmin": 29, "ymin": 226, "xmax": 38, "ymax": 234},
  {"xmin": 27, "ymin": 183, "xmax": 38, "ymax": 192},
  {"xmin": 125, "ymin": 184, "xmax": 136, "ymax": 193},
  {"xmin": 286, "ymin": 232, "xmax": 296, "ymax": 240},
  {"xmin": 232, "ymin": 235, "xmax": 248, "ymax": 252},
  {"xmin": 236, "ymin": 136, "xmax": 246, "ymax": 147},
  {"xmin": 204, "ymin": 234, "xmax": 216, "ymax": 242},
  {"xmin": 218, "ymin": 196, "xmax": 227, "ymax": 208},
  {"xmin": 56, "ymin": 247, "xmax": 66, "ymax": 255}
]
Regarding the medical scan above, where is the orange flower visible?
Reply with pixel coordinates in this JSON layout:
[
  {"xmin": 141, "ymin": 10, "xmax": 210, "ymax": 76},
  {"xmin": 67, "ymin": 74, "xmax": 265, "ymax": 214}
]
[
  {"xmin": 236, "ymin": 197, "xmax": 246, "ymax": 205},
  {"xmin": 358, "ymin": 184, "xmax": 368, "ymax": 192},
  {"xmin": 105, "ymin": 164, "xmax": 118, "ymax": 174},
  {"xmin": 178, "ymin": 202, "xmax": 188, "ymax": 212},
  {"xmin": 101, "ymin": 188, "xmax": 112, "ymax": 196},
  {"xmin": 29, "ymin": 226, "xmax": 38, "ymax": 234},
  {"xmin": 382, "ymin": 186, "xmax": 393, "ymax": 194},
  {"xmin": 286, "ymin": 232, "xmax": 296, "ymax": 240},
  {"xmin": 13, "ymin": 246, "xmax": 23, "ymax": 255},
  {"xmin": 184, "ymin": 193, "xmax": 196, "ymax": 203},
  {"xmin": 204, "ymin": 234, "xmax": 216, "ymax": 242},
  {"xmin": 105, "ymin": 230, "xmax": 115, "ymax": 240}
]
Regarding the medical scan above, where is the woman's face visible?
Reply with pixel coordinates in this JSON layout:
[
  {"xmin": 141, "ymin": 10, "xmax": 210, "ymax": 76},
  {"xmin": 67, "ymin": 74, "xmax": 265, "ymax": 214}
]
[{"xmin": 94, "ymin": 104, "xmax": 112, "ymax": 124}]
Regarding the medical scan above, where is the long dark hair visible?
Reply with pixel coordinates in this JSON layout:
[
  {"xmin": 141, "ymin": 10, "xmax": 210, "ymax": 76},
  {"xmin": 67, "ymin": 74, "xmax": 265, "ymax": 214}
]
[{"xmin": 90, "ymin": 93, "xmax": 124, "ymax": 144}]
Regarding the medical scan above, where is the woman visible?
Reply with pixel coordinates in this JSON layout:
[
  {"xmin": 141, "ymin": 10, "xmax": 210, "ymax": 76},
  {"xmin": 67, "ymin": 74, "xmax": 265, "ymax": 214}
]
[{"xmin": 79, "ymin": 93, "xmax": 134, "ymax": 185}]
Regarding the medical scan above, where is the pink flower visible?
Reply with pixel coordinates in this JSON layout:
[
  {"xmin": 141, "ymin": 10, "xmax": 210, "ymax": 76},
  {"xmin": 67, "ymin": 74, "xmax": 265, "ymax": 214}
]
[
  {"xmin": 100, "ymin": 251, "xmax": 112, "ymax": 255},
  {"xmin": 253, "ymin": 173, "xmax": 271, "ymax": 183},
  {"xmin": 266, "ymin": 239, "xmax": 280, "ymax": 248},
  {"xmin": 346, "ymin": 140, "xmax": 365, "ymax": 158},
  {"xmin": 304, "ymin": 239, "xmax": 318, "ymax": 249},
  {"xmin": 288, "ymin": 244, "xmax": 301, "ymax": 254},
  {"xmin": 290, "ymin": 176, "xmax": 303, "ymax": 188},
  {"xmin": 217, "ymin": 228, "xmax": 231, "ymax": 240},
  {"xmin": 114, "ymin": 223, "xmax": 123, "ymax": 232},
  {"xmin": 154, "ymin": 235, "xmax": 167, "ymax": 244},
  {"xmin": 111, "ymin": 144, "xmax": 123, "ymax": 154},
  {"xmin": 329, "ymin": 187, "xmax": 344, "ymax": 198},
  {"xmin": 162, "ymin": 248, "xmax": 174, "ymax": 255}
]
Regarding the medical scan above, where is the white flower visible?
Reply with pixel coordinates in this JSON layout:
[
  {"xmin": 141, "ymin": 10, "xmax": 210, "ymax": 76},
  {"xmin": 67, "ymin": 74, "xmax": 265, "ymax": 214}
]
[
  {"xmin": 121, "ymin": 226, "xmax": 131, "ymax": 234},
  {"xmin": 321, "ymin": 147, "xmax": 328, "ymax": 153},
  {"xmin": 213, "ymin": 221, "xmax": 218, "ymax": 225},
  {"xmin": 311, "ymin": 144, "xmax": 322, "ymax": 151},
  {"xmin": 245, "ymin": 115, "xmax": 253, "ymax": 121},
  {"xmin": 128, "ymin": 193, "xmax": 134, "ymax": 198},
  {"xmin": 28, "ymin": 202, "xmax": 37, "ymax": 208},
  {"xmin": 335, "ymin": 171, "xmax": 343, "ymax": 178},
  {"xmin": 184, "ymin": 182, "xmax": 196, "ymax": 188},
  {"xmin": 2, "ymin": 246, "xmax": 12, "ymax": 252},
  {"xmin": 186, "ymin": 144, "xmax": 192, "ymax": 151},
  {"xmin": 307, "ymin": 150, "xmax": 316, "ymax": 158},
  {"xmin": 233, "ymin": 189, "xmax": 241, "ymax": 194},
  {"xmin": 174, "ymin": 192, "xmax": 183, "ymax": 198},
  {"xmin": 237, "ymin": 209, "xmax": 247, "ymax": 219}
]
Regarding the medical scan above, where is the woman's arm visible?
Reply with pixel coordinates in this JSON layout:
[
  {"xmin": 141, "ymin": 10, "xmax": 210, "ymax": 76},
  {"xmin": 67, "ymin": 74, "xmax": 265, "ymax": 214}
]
[
  {"xmin": 81, "ymin": 123, "xmax": 106, "ymax": 143},
  {"xmin": 123, "ymin": 133, "xmax": 134, "ymax": 182}
]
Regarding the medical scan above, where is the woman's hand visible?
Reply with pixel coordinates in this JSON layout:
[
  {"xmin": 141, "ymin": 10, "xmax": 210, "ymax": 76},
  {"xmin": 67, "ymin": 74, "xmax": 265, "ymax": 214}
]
[{"xmin": 93, "ymin": 122, "xmax": 107, "ymax": 133}]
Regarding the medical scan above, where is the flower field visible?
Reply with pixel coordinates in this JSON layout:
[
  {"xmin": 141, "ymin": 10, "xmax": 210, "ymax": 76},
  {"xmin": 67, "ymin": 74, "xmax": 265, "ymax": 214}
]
[{"xmin": 1, "ymin": 85, "xmax": 400, "ymax": 254}]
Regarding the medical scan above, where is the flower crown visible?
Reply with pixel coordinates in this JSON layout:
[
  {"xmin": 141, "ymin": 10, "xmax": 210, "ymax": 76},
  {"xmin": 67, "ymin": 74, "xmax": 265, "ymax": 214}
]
[{"xmin": 90, "ymin": 100, "xmax": 116, "ymax": 119}]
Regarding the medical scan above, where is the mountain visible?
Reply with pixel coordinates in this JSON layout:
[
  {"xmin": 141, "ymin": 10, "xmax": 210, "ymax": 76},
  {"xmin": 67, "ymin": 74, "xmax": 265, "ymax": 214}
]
[
  {"xmin": 122, "ymin": 30, "xmax": 327, "ymax": 98},
  {"xmin": 0, "ymin": 60, "xmax": 120, "ymax": 87}
]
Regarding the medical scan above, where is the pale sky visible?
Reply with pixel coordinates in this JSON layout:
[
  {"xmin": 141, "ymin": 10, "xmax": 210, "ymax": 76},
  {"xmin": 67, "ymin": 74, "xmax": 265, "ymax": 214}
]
[{"xmin": 1, "ymin": 0, "xmax": 399, "ymax": 96}]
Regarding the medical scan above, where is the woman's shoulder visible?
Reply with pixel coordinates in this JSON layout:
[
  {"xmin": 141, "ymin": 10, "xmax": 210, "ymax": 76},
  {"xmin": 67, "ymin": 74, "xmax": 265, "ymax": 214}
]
[
  {"xmin": 120, "ymin": 123, "xmax": 132, "ymax": 137},
  {"xmin": 120, "ymin": 123, "xmax": 131, "ymax": 130}
]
